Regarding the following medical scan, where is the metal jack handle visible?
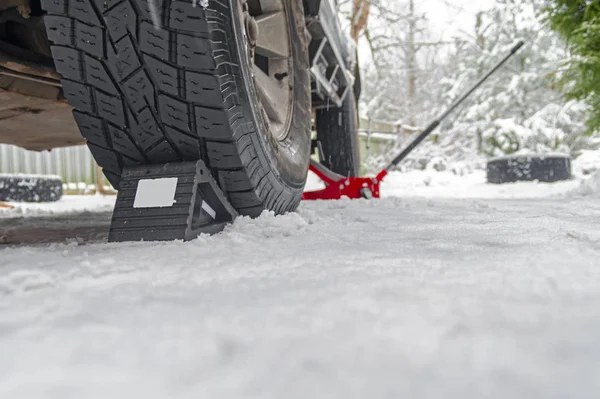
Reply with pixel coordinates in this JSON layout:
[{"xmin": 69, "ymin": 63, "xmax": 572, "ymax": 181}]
[{"xmin": 376, "ymin": 41, "xmax": 525, "ymax": 181}]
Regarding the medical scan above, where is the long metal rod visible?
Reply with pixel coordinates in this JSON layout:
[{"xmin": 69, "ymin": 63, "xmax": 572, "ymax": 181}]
[{"xmin": 383, "ymin": 41, "xmax": 525, "ymax": 172}]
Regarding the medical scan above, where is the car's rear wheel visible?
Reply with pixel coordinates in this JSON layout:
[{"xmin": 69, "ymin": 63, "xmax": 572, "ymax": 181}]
[
  {"xmin": 316, "ymin": 92, "xmax": 360, "ymax": 177},
  {"xmin": 42, "ymin": 0, "xmax": 311, "ymax": 217}
]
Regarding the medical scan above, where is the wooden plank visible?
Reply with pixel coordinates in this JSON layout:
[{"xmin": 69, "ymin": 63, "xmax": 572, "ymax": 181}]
[{"xmin": 0, "ymin": 213, "xmax": 111, "ymax": 245}]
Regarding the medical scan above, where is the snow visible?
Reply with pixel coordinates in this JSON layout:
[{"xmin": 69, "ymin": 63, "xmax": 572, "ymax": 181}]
[
  {"xmin": 575, "ymin": 170, "xmax": 600, "ymax": 197},
  {"xmin": 2, "ymin": 169, "xmax": 600, "ymax": 398},
  {"xmin": 0, "ymin": 194, "xmax": 115, "ymax": 218},
  {"xmin": 575, "ymin": 149, "xmax": 600, "ymax": 176},
  {"xmin": 0, "ymin": 173, "xmax": 62, "ymax": 180},
  {"xmin": 382, "ymin": 169, "xmax": 582, "ymax": 199}
]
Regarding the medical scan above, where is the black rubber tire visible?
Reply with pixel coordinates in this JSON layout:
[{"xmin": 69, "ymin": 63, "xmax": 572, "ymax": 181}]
[
  {"xmin": 0, "ymin": 174, "xmax": 63, "ymax": 202},
  {"xmin": 41, "ymin": 0, "xmax": 311, "ymax": 217},
  {"xmin": 487, "ymin": 154, "xmax": 572, "ymax": 184},
  {"xmin": 315, "ymin": 93, "xmax": 360, "ymax": 177}
]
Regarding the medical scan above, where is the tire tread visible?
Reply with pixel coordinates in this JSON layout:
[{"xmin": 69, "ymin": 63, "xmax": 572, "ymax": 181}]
[{"xmin": 42, "ymin": 0, "xmax": 309, "ymax": 216}]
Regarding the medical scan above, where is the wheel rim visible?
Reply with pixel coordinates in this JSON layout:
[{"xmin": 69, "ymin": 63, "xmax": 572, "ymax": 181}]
[{"xmin": 240, "ymin": 0, "xmax": 293, "ymax": 142}]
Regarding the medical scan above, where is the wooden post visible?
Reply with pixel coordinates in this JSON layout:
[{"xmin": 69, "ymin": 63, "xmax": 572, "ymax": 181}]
[{"xmin": 95, "ymin": 164, "xmax": 116, "ymax": 195}]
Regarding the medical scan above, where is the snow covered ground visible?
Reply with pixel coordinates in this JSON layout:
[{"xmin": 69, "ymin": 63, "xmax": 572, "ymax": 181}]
[
  {"xmin": 1, "ymin": 194, "xmax": 115, "ymax": 218},
  {"xmin": 1, "ymin": 169, "xmax": 600, "ymax": 398}
]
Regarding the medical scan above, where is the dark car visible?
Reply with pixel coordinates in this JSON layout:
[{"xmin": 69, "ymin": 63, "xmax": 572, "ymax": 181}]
[{"xmin": 0, "ymin": 0, "xmax": 360, "ymax": 216}]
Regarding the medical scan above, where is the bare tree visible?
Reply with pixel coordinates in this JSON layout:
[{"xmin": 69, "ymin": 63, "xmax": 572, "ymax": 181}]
[
  {"xmin": 350, "ymin": 0, "xmax": 371, "ymax": 42},
  {"xmin": 406, "ymin": 0, "xmax": 418, "ymax": 126},
  {"xmin": 366, "ymin": 0, "xmax": 436, "ymax": 126}
]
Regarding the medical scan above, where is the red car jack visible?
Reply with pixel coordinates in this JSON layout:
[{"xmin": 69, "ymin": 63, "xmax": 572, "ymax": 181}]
[
  {"xmin": 303, "ymin": 160, "xmax": 387, "ymax": 200},
  {"xmin": 303, "ymin": 41, "xmax": 524, "ymax": 201}
]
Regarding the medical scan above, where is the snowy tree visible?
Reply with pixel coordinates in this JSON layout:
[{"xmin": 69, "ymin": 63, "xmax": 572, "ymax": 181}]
[
  {"xmin": 435, "ymin": 0, "xmax": 596, "ymax": 158},
  {"xmin": 360, "ymin": 0, "xmax": 597, "ymax": 173},
  {"xmin": 355, "ymin": 0, "xmax": 448, "ymax": 127}
]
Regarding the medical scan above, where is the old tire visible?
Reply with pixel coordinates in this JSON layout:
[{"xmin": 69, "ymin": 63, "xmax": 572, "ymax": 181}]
[
  {"xmin": 487, "ymin": 154, "xmax": 572, "ymax": 184},
  {"xmin": 0, "ymin": 174, "xmax": 63, "ymax": 202},
  {"xmin": 42, "ymin": 0, "xmax": 311, "ymax": 217},
  {"xmin": 316, "ymin": 93, "xmax": 360, "ymax": 177}
]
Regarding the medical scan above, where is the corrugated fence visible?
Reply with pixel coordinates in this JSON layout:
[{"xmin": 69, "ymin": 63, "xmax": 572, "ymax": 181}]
[{"xmin": 0, "ymin": 144, "xmax": 96, "ymax": 184}]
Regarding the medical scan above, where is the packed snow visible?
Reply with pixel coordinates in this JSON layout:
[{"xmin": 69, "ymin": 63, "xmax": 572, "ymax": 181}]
[
  {"xmin": 0, "ymin": 194, "xmax": 115, "ymax": 218},
  {"xmin": 1, "ymin": 168, "xmax": 600, "ymax": 398}
]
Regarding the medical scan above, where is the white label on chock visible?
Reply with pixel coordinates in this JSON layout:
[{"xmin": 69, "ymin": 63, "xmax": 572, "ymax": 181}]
[
  {"xmin": 201, "ymin": 200, "xmax": 216, "ymax": 219},
  {"xmin": 133, "ymin": 177, "xmax": 178, "ymax": 208}
]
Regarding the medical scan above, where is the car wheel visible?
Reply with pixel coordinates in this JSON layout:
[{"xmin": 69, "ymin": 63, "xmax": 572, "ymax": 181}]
[
  {"xmin": 42, "ymin": 0, "xmax": 312, "ymax": 216},
  {"xmin": 315, "ymin": 93, "xmax": 360, "ymax": 177}
]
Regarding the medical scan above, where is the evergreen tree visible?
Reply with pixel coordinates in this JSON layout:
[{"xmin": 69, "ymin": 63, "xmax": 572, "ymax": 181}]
[{"xmin": 545, "ymin": 0, "xmax": 600, "ymax": 132}]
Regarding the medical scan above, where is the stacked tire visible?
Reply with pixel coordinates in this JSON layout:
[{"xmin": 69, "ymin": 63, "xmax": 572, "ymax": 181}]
[
  {"xmin": 487, "ymin": 154, "xmax": 572, "ymax": 184},
  {"xmin": 0, "ymin": 174, "xmax": 63, "ymax": 202}
]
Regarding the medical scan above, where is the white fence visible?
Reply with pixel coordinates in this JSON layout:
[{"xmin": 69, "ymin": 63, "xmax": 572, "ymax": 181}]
[{"xmin": 0, "ymin": 144, "xmax": 96, "ymax": 184}]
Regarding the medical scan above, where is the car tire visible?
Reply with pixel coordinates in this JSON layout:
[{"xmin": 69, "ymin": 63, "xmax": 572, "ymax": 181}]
[
  {"xmin": 487, "ymin": 154, "xmax": 572, "ymax": 184},
  {"xmin": 0, "ymin": 174, "xmax": 63, "ymax": 202},
  {"xmin": 315, "ymin": 93, "xmax": 361, "ymax": 177},
  {"xmin": 42, "ymin": 0, "xmax": 312, "ymax": 217}
]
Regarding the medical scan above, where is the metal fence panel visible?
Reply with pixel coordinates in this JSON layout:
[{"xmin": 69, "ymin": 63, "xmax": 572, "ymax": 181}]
[{"xmin": 0, "ymin": 144, "xmax": 95, "ymax": 184}]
